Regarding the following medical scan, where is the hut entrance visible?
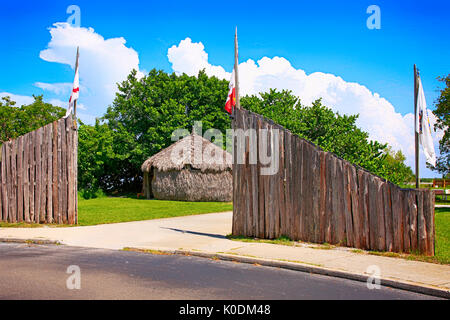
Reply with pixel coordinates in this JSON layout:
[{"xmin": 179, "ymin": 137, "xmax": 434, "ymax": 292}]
[{"xmin": 142, "ymin": 171, "xmax": 154, "ymax": 199}]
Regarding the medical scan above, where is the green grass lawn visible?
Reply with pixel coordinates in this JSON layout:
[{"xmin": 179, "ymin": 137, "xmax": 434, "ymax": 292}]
[
  {"xmin": 434, "ymin": 207, "xmax": 450, "ymax": 264},
  {"xmin": 0, "ymin": 196, "xmax": 233, "ymax": 228},
  {"xmin": 77, "ymin": 197, "xmax": 233, "ymax": 226}
]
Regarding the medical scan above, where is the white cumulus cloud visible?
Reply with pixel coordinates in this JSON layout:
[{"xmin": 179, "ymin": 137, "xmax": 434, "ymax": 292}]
[
  {"xmin": 168, "ymin": 38, "xmax": 230, "ymax": 80},
  {"xmin": 39, "ymin": 22, "xmax": 143, "ymax": 117},
  {"xmin": 167, "ymin": 38, "xmax": 442, "ymax": 174},
  {"xmin": 34, "ymin": 82, "xmax": 73, "ymax": 95}
]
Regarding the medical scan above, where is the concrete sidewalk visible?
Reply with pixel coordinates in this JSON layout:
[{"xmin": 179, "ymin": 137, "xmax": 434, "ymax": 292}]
[{"xmin": 0, "ymin": 212, "xmax": 449, "ymax": 297}]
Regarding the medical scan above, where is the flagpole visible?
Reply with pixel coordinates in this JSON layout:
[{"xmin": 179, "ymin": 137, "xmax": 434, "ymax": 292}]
[
  {"xmin": 73, "ymin": 47, "xmax": 79, "ymax": 122},
  {"xmin": 234, "ymin": 27, "xmax": 240, "ymax": 110},
  {"xmin": 73, "ymin": 47, "xmax": 79, "ymax": 224},
  {"xmin": 414, "ymin": 64, "xmax": 420, "ymax": 189}
]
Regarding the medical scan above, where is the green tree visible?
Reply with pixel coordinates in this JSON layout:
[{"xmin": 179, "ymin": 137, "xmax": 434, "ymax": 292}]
[
  {"xmin": 77, "ymin": 120, "xmax": 118, "ymax": 198},
  {"xmin": 382, "ymin": 147, "xmax": 415, "ymax": 184},
  {"xmin": 92, "ymin": 69, "xmax": 231, "ymax": 191},
  {"xmin": 432, "ymin": 74, "xmax": 450, "ymax": 176},
  {"xmin": 241, "ymin": 89, "xmax": 413, "ymax": 185},
  {"xmin": 0, "ymin": 95, "xmax": 66, "ymax": 144}
]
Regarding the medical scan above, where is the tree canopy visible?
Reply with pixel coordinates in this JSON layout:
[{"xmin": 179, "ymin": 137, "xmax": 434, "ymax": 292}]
[
  {"xmin": 431, "ymin": 74, "xmax": 450, "ymax": 177},
  {"xmin": 0, "ymin": 95, "xmax": 66, "ymax": 143}
]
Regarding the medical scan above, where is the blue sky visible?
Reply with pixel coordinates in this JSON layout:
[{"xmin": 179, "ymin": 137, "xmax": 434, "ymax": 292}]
[{"xmin": 0, "ymin": 0, "xmax": 449, "ymax": 177}]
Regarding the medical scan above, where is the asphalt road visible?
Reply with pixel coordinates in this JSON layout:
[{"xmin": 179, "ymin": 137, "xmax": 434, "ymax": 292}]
[{"xmin": 0, "ymin": 243, "xmax": 440, "ymax": 300}]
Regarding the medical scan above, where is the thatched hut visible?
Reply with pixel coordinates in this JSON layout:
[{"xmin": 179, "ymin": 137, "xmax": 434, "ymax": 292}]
[{"xmin": 141, "ymin": 134, "xmax": 232, "ymax": 202}]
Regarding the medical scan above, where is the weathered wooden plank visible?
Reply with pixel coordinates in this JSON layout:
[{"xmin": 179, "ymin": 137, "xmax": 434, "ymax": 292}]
[
  {"xmin": 299, "ymin": 139, "xmax": 309, "ymax": 242},
  {"xmin": 330, "ymin": 156, "xmax": 340, "ymax": 244},
  {"xmin": 23, "ymin": 134, "xmax": 30, "ymax": 222},
  {"xmin": 249, "ymin": 112, "xmax": 256, "ymax": 237},
  {"xmin": 307, "ymin": 143, "xmax": 317, "ymax": 243},
  {"xmin": 247, "ymin": 112, "xmax": 254, "ymax": 237},
  {"xmin": 40, "ymin": 125, "xmax": 48, "ymax": 223},
  {"xmin": 67, "ymin": 117, "xmax": 75, "ymax": 225},
  {"xmin": 61, "ymin": 118, "xmax": 68, "ymax": 223},
  {"xmin": 29, "ymin": 130, "xmax": 35, "ymax": 223},
  {"xmin": 283, "ymin": 131, "xmax": 293, "ymax": 239},
  {"xmin": 349, "ymin": 165, "xmax": 361, "ymax": 249},
  {"xmin": 383, "ymin": 183, "xmax": 394, "ymax": 252},
  {"xmin": 267, "ymin": 123, "xmax": 276, "ymax": 239},
  {"xmin": 74, "ymin": 124, "xmax": 78, "ymax": 224},
  {"xmin": 0, "ymin": 153, "xmax": 2, "ymax": 222},
  {"xmin": 0, "ymin": 156, "xmax": 2, "ymax": 222},
  {"xmin": 237, "ymin": 110, "xmax": 246, "ymax": 236},
  {"xmin": 423, "ymin": 190, "xmax": 434, "ymax": 256},
  {"xmin": 289, "ymin": 134, "xmax": 298, "ymax": 240},
  {"xmin": 240, "ymin": 110, "xmax": 248, "ymax": 236},
  {"xmin": 272, "ymin": 124, "xmax": 281, "ymax": 239},
  {"xmin": 53, "ymin": 121, "xmax": 59, "ymax": 223},
  {"xmin": 391, "ymin": 186, "xmax": 402, "ymax": 252},
  {"xmin": 276, "ymin": 127, "xmax": 285, "ymax": 238},
  {"xmin": 367, "ymin": 175, "xmax": 378, "ymax": 251},
  {"xmin": 324, "ymin": 152, "xmax": 333, "ymax": 244},
  {"xmin": 375, "ymin": 178, "xmax": 386, "ymax": 251},
  {"xmin": 311, "ymin": 145, "xmax": 320, "ymax": 244},
  {"xmin": 240, "ymin": 111, "xmax": 247, "ymax": 237},
  {"xmin": 337, "ymin": 159, "xmax": 347, "ymax": 245},
  {"xmin": 343, "ymin": 162, "xmax": 354, "ymax": 248},
  {"xmin": 409, "ymin": 190, "xmax": 418, "ymax": 253},
  {"xmin": 402, "ymin": 189, "xmax": 411, "ymax": 253},
  {"xmin": 57, "ymin": 119, "xmax": 63, "ymax": 224},
  {"xmin": 294, "ymin": 137, "xmax": 303, "ymax": 241},
  {"xmin": 256, "ymin": 116, "xmax": 265, "ymax": 238},
  {"xmin": 417, "ymin": 190, "xmax": 426, "ymax": 254},
  {"xmin": 250, "ymin": 114, "xmax": 259, "ymax": 237},
  {"xmin": 0, "ymin": 144, "xmax": 6, "ymax": 222},
  {"xmin": 34, "ymin": 127, "xmax": 42, "ymax": 223},
  {"xmin": 10, "ymin": 140, "xmax": 17, "ymax": 223},
  {"xmin": 231, "ymin": 112, "xmax": 238, "ymax": 235},
  {"xmin": 5, "ymin": 143, "xmax": 12, "ymax": 222},
  {"xmin": 17, "ymin": 136, "xmax": 24, "ymax": 222},
  {"xmin": 238, "ymin": 109, "xmax": 247, "ymax": 236},
  {"xmin": 318, "ymin": 151, "xmax": 327, "ymax": 244},
  {"xmin": 47, "ymin": 123, "xmax": 53, "ymax": 223},
  {"xmin": 261, "ymin": 120, "xmax": 269, "ymax": 238},
  {"xmin": 359, "ymin": 170, "xmax": 371, "ymax": 250}
]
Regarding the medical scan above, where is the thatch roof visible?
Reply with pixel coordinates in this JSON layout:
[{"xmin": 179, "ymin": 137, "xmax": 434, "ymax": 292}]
[{"xmin": 142, "ymin": 133, "xmax": 232, "ymax": 173}]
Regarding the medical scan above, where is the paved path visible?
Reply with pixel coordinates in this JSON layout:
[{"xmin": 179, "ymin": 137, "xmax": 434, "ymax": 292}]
[
  {"xmin": 0, "ymin": 212, "xmax": 449, "ymax": 296},
  {"xmin": 0, "ymin": 243, "xmax": 439, "ymax": 300}
]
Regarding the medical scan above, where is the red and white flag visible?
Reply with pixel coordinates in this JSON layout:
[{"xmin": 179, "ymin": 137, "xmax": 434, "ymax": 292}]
[
  {"xmin": 225, "ymin": 69, "xmax": 236, "ymax": 114},
  {"xmin": 65, "ymin": 54, "xmax": 79, "ymax": 118}
]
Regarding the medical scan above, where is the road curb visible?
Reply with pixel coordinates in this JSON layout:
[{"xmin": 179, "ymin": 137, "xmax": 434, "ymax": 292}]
[
  {"xmin": 0, "ymin": 238, "xmax": 61, "ymax": 246},
  {"xmin": 127, "ymin": 247, "xmax": 450, "ymax": 299}
]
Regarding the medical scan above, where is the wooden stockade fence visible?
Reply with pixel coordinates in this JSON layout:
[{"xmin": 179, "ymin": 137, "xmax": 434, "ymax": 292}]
[
  {"xmin": 0, "ymin": 115, "xmax": 78, "ymax": 225},
  {"xmin": 232, "ymin": 108, "xmax": 435, "ymax": 256}
]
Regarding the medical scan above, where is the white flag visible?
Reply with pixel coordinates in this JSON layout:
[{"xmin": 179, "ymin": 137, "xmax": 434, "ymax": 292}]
[
  {"xmin": 415, "ymin": 77, "xmax": 437, "ymax": 167},
  {"xmin": 65, "ymin": 62, "xmax": 79, "ymax": 118}
]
